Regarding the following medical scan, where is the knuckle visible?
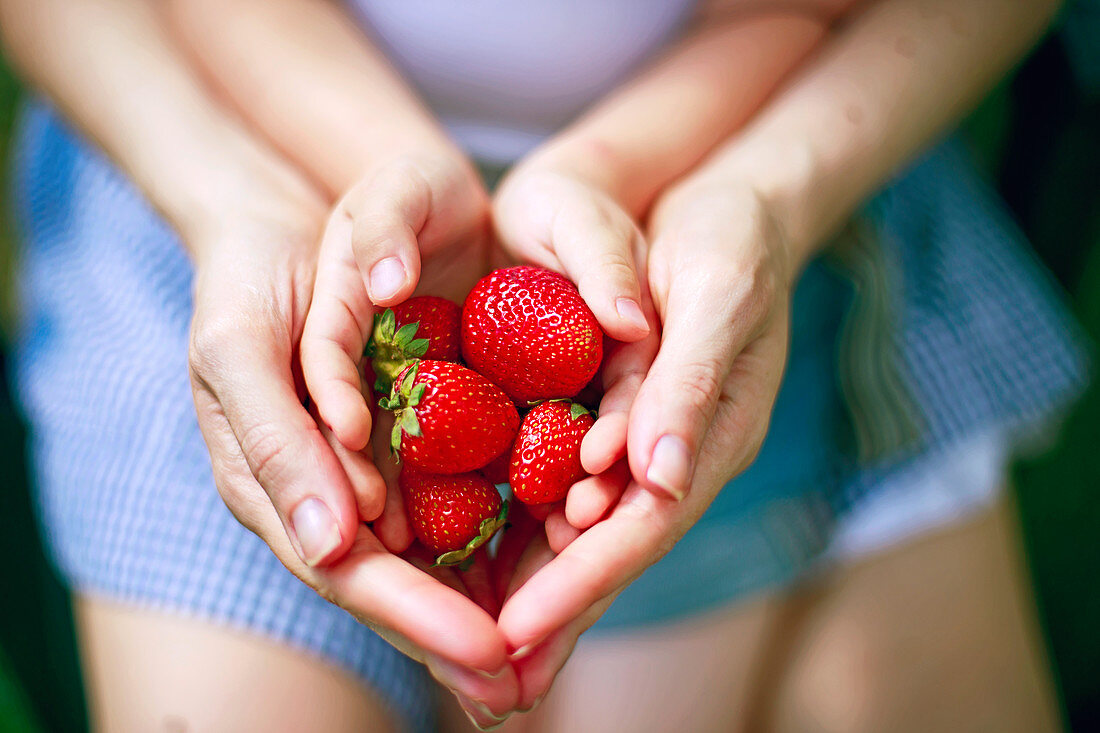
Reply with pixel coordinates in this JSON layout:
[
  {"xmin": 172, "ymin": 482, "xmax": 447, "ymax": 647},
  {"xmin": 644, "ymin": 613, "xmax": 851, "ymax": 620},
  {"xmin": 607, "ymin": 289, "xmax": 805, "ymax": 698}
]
[
  {"xmin": 584, "ymin": 252, "xmax": 637, "ymax": 293},
  {"xmin": 675, "ymin": 360, "xmax": 726, "ymax": 415},
  {"xmin": 239, "ymin": 421, "xmax": 298, "ymax": 490},
  {"xmin": 188, "ymin": 316, "xmax": 236, "ymax": 380}
]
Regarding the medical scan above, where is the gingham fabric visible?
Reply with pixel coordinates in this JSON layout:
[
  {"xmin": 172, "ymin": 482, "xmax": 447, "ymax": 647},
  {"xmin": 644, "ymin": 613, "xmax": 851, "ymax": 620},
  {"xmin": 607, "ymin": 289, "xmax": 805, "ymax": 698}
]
[{"xmin": 9, "ymin": 89, "xmax": 1088, "ymax": 715}]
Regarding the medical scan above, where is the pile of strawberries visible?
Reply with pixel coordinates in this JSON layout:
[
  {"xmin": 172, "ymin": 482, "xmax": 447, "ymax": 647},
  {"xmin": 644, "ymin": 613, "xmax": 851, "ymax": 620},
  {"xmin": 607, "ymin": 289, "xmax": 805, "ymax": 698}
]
[{"xmin": 367, "ymin": 266, "xmax": 602, "ymax": 566}]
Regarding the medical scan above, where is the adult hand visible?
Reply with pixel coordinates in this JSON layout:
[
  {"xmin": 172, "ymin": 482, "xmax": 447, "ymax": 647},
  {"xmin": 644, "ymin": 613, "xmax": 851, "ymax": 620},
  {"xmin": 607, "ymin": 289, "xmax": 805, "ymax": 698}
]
[
  {"xmin": 186, "ymin": 165, "xmax": 520, "ymax": 727},
  {"xmin": 496, "ymin": 183, "xmax": 795, "ymax": 709}
]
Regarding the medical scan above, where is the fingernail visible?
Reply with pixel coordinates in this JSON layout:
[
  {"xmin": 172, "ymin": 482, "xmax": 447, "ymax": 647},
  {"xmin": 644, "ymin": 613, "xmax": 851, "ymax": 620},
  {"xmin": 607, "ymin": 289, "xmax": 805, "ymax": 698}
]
[
  {"xmin": 456, "ymin": 692, "xmax": 509, "ymax": 729},
  {"xmin": 290, "ymin": 497, "xmax": 342, "ymax": 566},
  {"xmin": 646, "ymin": 435, "xmax": 691, "ymax": 501},
  {"xmin": 509, "ymin": 642, "xmax": 538, "ymax": 661},
  {"xmin": 615, "ymin": 298, "xmax": 649, "ymax": 332},
  {"xmin": 369, "ymin": 257, "xmax": 406, "ymax": 302},
  {"xmin": 429, "ymin": 655, "xmax": 507, "ymax": 686},
  {"xmin": 517, "ymin": 693, "xmax": 546, "ymax": 714}
]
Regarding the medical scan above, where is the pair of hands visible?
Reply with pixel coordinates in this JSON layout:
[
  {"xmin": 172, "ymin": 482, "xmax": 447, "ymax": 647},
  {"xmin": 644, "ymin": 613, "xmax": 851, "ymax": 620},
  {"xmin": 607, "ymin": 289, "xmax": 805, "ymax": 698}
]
[{"xmin": 187, "ymin": 150, "xmax": 793, "ymax": 726}]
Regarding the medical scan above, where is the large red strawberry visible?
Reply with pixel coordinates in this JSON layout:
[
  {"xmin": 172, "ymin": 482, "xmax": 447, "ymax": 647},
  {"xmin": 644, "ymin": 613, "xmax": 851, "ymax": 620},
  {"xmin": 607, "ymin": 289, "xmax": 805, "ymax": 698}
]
[
  {"xmin": 400, "ymin": 470, "xmax": 508, "ymax": 565},
  {"xmin": 380, "ymin": 360, "xmax": 519, "ymax": 474},
  {"xmin": 366, "ymin": 296, "xmax": 461, "ymax": 391},
  {"xmin": 511, "ymin": 400, "xmax": 594, "ymax": 505},
  {"xmin": 461, "ymin": 266, "xmax": 603, "ymax": 403}
]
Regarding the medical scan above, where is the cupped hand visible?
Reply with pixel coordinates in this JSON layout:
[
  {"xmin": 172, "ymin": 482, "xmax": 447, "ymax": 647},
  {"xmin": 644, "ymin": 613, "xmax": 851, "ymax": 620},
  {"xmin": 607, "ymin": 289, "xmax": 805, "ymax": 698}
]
[
  {"xmin": 495, "ymin": 183, "xmax": 796, "ymax": 709},
  {"xmin": 186, "ymin": 167, "xmax": 520, "ymax": 727},
  {"xmin": 300, "ymin": 152, "xmax": 492, "ymax": 552}
]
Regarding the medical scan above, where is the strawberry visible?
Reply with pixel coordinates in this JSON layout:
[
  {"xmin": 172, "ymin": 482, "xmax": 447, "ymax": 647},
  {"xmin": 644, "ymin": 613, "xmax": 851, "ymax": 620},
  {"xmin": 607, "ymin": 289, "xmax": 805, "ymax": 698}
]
[
  {"xmin": 461, "ymin": 266, "xmax": 603, "ymax": 404},
  {"xmin": 400, "ymin": 470, "xmax": 508, "ymax": 565},
  {"xmin": 380, "ymin": 360, "xmax": 520, "ymax": 474},
  {"xmin": 366, "ymin": 296, "xmax": 461, "ymax": 391},
  {"xmin": 511, "ymin": 400, "xmax": 594, "ymax": 505}
]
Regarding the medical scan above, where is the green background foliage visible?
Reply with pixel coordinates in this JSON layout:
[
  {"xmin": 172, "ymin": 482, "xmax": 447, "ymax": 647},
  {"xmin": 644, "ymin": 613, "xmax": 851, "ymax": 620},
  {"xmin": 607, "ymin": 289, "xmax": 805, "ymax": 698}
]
[{"xmin": 0, "ymin": 27, "xmax": 1097, "ymax": 733}]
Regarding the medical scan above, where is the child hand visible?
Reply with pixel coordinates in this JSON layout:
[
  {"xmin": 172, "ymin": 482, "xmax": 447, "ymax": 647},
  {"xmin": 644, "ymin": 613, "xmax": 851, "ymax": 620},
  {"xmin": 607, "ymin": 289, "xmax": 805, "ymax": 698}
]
[
  {"xmin": 300, "ymin": 152, "xmax": 491, "ymax": 549},
  {"xmin": 493, "ymin": 166, "xmax": 652, "ymax": 343}
]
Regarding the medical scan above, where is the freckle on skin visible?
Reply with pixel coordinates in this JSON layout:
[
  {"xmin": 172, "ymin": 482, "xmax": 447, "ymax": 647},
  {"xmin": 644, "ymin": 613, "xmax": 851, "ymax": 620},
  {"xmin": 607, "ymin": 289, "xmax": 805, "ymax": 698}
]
[
  {"xmin": 895, "ymin": 35, "xmax": 916, "ymax": 59},
  {"xmin": 845, "ymin": 105, "xmax": 863, "ymax": 125}
]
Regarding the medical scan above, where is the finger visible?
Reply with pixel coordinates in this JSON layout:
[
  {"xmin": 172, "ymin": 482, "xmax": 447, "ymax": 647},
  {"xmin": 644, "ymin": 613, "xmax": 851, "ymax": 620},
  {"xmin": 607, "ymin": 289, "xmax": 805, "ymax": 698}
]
[
  {"xmin": 579, "ymin": 331, "xmax": 658, "ymax": 475},
  {"xmin": 456, "ymin": 550, "xmax": 502, "ymax": 619},
  {"xmin": 564, "ymin": 460, "xmax": 631, "ymax": 530},
  {"xmin": 426, "ymin": 655, "xmax": 520, "ymax": 727},
  {"xmin": 544, "ymin": 508, "xmax": 581, "ymax": 554},
  {"xmin": 347, "ymin": 157, "xmax": 486, "ymax": 307},
  {"xmin": 510, "ymin": 592, "xmax": 619, "ymax": 710},
  {"xmin": 191, "ymin": 325, "xmax": 358, "ymax": 568},
  {"xmin": 371, "ymin": 411, "xmax": 414, "ymax": 552},
  {"xmin": 494, "ymin": 172, "xmax": 649, "ymax": 342},
  {"xmin": 313, "ymin": 402, "xmax": 386, "ymax": 522},
  {"xmin": 499, "ymin": 485, "xmax": 681, "ymax": 653},
  {"xmin": 325, "ymin": 534, "xmax": 511, "ymax": 674},
  {"xmin": 301, "ymin": 210, "xmax": 375, "ymax": 451},
  {"xmin": 194, "ymin": 386, "xmax": 510, "ymax": 675},
  {"xmin": 627, "ymin": 247, "xmax": 770, "ymax": 501}
]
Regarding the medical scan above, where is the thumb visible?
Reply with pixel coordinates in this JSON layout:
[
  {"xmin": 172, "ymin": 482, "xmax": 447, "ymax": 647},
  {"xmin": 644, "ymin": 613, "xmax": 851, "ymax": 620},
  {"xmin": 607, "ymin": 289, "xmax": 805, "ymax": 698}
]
[
  {"xmin": 191, "ymin": 324, "xmax": 360, "ymax": 567},
  {"xmin": 627, "ymin": 256, "xmax": 770, "ymax": 500}
]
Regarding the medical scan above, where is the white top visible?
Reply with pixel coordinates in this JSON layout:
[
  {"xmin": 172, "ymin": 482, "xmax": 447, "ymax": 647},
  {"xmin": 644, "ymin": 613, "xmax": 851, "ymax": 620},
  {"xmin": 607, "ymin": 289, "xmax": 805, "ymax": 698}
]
[{"xmin": 346, "ymin": 0, "xmax": 697, "ymax": 163}]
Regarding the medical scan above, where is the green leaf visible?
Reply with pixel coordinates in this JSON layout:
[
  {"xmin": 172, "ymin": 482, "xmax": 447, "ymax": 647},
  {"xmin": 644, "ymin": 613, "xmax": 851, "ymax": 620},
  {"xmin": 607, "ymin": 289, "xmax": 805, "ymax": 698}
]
[
  {"xmin": 379, "ymin": 309, "xmax": 396, "ymax": 340},
  {"xmin": 409, "ymin": 383, "xmax": 427, "ymax": 407},
  {"xmin": 401, "ymin": 408, "xmax": 422, "ymax": 437},
  {"xmin": 390, "ymin": 419, "xmax": 403, "ymax": 453},
  {"xmin": 569, "ymin": 402, "xmax": 591, "ymax": 421},
  {"xmin": 401, "ymin": 362, "xmax": 419, "ymax": 393},
  {"xmin": 394, "ymin": 322, "xmax": 419, "ymax": 347},
  {"xmin": 408, "ymin": 338, "xmax": 430, "ymax": 358}
]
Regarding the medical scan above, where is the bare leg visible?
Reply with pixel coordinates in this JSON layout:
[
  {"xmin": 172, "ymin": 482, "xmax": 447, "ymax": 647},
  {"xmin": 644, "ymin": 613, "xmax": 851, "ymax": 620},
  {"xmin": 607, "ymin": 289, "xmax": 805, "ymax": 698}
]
[
  {"xmin": 764, "ymin": 498, "xmax": 1061, "ymax": 733},
  {"xmin": 444, "ymin": 497, "xmax": 1059, "ymax": 733},
  {"xmin": 76, "ymin": 596, "xmax": 399, "ymax": 733}
]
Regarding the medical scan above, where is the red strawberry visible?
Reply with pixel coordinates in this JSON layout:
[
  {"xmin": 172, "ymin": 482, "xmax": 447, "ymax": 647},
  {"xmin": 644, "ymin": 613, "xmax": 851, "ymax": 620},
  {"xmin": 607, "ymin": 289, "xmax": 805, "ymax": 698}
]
[
  {"xmin": 367, "ymin": 296, "xmax": 461, "ymax": 391},
  {"xmin": 461, "ymin": 266, "xmax": 603, "ymax": 404},
  {"xmin": 400, "ymin": 470, "xmax": 508, "ymax": 565},
  {"xmin": 380, "ymin": 360, "xmax": 519, "ymax": 474},
  {"xmin": 511, "ymin": 401, "xmax": 594, "ymax": 505}
]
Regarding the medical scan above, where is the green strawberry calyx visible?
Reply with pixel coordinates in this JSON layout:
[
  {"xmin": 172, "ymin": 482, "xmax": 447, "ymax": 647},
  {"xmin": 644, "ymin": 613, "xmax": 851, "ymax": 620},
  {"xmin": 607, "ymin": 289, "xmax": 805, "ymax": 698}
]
[
  {"xmin": 365, "ymin": 309, "xmax": 431, "ymax": 393},
  {"xmin": 378, "ymin": 362, "xmax": 427, "ymax": 455},
  {"xmin": 434, "ymin": 500, "xmax": 510, "ymax": 568},
  {"xmin": 535, "ymin": 398, "xmax": 595, "ymax": 421}
]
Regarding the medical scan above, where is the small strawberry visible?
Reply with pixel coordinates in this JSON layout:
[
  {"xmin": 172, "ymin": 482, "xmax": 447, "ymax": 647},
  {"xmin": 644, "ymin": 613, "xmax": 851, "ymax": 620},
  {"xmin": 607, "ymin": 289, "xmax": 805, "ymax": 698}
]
[
  {"xmin": 461, "ymin": 266, "xmax": 603, "ymax": 404},
  {"xmin": 380, "ymin": 360, "xmax": 519, "ymax": 474},
  {"xmin": 511, "ymin": 400, "xmax": 595, "ymax": 505},
  {"xmin": 366, "ymin": 296, "xmax": 461, "ymax": 391},
  {"xmin": 400, "ymin": 470, "xmax": 508, "ymax": 566}
]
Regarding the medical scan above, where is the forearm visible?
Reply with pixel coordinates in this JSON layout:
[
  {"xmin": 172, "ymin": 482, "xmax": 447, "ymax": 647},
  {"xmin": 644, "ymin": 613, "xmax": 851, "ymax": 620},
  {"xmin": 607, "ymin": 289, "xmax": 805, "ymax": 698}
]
[
  {"xmin": 165, "ymin": 0, "xmax": 460, "ymax": 198},
  {"xmin": 657, "ymin": 0, "xmax": 1064, "ymax": 268},
  {"xmin": 0, "ymin": 0, "xmax": 321, "ymax": 257},
  {"xmin": 517, "ymin": 9, "xmax": 830, "ymax": 215}
]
